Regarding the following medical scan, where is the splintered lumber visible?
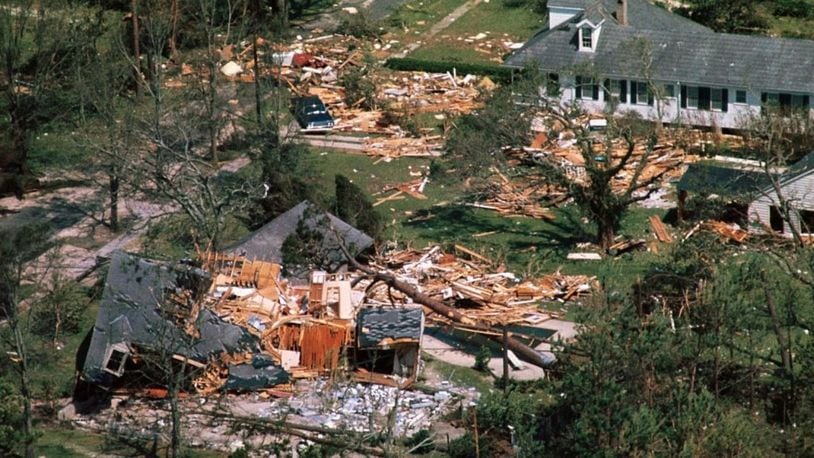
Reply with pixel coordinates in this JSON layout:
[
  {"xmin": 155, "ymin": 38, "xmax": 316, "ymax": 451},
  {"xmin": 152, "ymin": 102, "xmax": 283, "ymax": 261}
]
[
  {"xmin": 649, "ymin": 215, "xmax": 673, "ymax": 243},
  {"xmin": 706, "ymin": 220, "xmax": 749, "ymax": 243},
  {"xmin": 345, "ymin": 253, "xmax": 553, "ymax": 368}
]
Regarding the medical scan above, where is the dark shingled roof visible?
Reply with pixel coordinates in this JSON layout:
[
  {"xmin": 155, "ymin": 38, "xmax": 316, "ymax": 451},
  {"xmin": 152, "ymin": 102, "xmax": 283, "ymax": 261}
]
[
  {"xmin": 357, "ymin": 307, "xmax": 424, "ymax": 348},
  {"xmin": 226, "ymin": 201, "xmax": 374, "ymax": 265},
  {"xmin": 82, "ymin": 251, "xmax": 258, "ymax": 387},
  {"xmin": 506, "ymin": 0, "xmax": 814, "ymax": 94},
  {"xmin": 677, "ymin": 163, "xmax": 773, "ymax": 199}
]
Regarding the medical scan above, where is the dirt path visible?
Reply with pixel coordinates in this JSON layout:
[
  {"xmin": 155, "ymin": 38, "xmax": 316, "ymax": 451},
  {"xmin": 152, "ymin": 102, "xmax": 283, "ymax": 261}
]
[{"xmin": 393, "ymin": 0, "xmax": 482, "ymax": 58}]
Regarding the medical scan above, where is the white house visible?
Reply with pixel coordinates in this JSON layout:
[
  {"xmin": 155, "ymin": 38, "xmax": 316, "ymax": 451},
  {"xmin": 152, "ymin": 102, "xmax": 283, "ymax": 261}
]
[{"xmin": 505, "ymin": 0, "xmax": 814, "ymax": 129}]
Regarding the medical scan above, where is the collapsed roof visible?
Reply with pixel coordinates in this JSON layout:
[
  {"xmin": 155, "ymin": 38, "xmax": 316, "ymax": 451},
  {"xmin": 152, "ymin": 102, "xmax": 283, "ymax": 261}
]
[{"xmin": 81, "ymin": 251, "xmax": 269, "ymax": 389}]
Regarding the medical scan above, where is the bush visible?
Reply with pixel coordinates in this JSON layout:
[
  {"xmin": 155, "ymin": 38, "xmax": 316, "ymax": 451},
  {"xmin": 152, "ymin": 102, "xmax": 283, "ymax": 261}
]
[
  {"xmin": 773, "ymin": 0, "xmax": 814, "ymax": 18},
  {"xmin": 342, "ymin": 66, "xmax": 378, "ymax": 111},
  {"xmin": 473, "ymin": 345, "xmax": 491, "ymax": 372},
  {"xmin": 337, "ymin": 12, "xmax": 383, "ymax": 39},
  {"xmin": 31, "ymin": 277, "xmax": 88, "ymax": 342},
  {"xmin": 385, "ymin": 58, "xmax": 516, "ymax": 83}
]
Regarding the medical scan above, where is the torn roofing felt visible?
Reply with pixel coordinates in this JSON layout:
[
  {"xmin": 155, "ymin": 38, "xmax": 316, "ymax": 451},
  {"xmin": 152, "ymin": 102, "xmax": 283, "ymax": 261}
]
[
  {"xmin": 82, "ymin": 251, "xmax": 259, "ymax": 388},
  {"xmin": 226, "ymin": 200, "xmax": 374, "ymax": 265},
  {"xmin": 357, "ymin": 307, "xmax": 424, "ymax": 348},
  {"xmin": 225, "ymin": 354, "xmax": 290, "ymax": 391}
]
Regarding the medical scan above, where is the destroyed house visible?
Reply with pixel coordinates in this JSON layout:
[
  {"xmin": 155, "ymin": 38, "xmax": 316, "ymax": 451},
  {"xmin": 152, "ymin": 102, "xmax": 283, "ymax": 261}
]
[
  {"xmin": 505, "ymin": 0, "xmax": 814, "ymax": 129},
  {"xmin": 78, "ymin": 249, "xmax": 425, "ymax": 399},
  {"xmin": 80, "ymin": 251, "xmax": 286, "ymax": 392},
  {"xmin": 227, "ymin": 201, "xmax": 374, "ymax": 273}
]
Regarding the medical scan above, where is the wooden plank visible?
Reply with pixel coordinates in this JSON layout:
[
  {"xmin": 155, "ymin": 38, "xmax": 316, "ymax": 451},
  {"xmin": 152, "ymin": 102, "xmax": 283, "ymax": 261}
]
[{"xmin": 649, "ymin": 215, "xmax": 673, "ymax": 243}]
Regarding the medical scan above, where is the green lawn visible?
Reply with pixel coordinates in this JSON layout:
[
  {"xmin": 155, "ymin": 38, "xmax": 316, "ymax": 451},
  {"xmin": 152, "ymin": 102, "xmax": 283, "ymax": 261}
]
[
  {"xmin": 443, "ymin": 0, "xmax": 545, "ymax": 38},
  {"xmin": 387, "ymin": 0, "xmax": 470, "ymax": 35},
  {"xmin": 407, "ymin": 0, "xmax": 545, "ymax": 65}
]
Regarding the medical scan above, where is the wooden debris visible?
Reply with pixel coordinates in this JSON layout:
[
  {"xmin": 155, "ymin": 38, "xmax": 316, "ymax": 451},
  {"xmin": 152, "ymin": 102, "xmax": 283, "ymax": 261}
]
[
  {"xmin": 705, "ymin": 220, "xmax": 749, "ymax": 243},
  {"xmin": 649, "ymin": 215, "xmax": 673, "ymax": 243}
]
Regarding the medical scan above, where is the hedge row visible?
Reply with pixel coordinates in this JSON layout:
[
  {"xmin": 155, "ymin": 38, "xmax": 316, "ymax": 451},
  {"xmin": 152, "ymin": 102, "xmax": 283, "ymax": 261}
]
[{"xmin": 384, "ymin": 57, "xmax": 517, "ymax": 83}]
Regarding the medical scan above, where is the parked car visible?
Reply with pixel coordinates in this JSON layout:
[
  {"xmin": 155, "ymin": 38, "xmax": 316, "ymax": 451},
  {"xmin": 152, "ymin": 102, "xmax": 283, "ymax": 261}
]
[{"xmin": 293, "ymin": 96, "xmax": 334, "ymax": 132}]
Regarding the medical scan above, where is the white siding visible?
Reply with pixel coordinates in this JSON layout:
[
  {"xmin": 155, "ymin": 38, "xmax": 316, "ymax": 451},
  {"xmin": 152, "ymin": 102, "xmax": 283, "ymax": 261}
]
[
  {"xmin": 749, "ymin": 172, "xmax": 814, "ymax": 236},
  {"xmin": 550, "ymin": 78, "xmax": 807, "ymax": 129},
  {"xmin": 550, "ymin": 6, "xmax": 582, "ymax": 29}
]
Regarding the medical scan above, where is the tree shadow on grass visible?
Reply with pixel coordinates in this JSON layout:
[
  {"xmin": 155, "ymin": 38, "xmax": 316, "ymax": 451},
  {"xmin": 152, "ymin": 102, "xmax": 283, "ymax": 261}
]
[{"xmin": 403, "ymin": 204, "xmax": 595, "ymax": 250}]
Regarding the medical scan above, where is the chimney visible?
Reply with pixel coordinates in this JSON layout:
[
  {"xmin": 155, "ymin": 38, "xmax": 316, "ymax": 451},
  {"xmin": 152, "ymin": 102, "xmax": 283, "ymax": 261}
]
[{"xmin": 617, "ymin": 0, "xmax": 628, "ymax": 26}]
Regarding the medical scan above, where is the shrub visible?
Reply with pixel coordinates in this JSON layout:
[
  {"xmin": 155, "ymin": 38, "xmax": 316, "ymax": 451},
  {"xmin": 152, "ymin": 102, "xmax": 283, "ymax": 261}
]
[
  {"xmin": 342, "ymin": 66, "xmax": 378, "ymax": 111},
  {"xmin": 405, "ymin": 429, "xmax": 435, "ymax": 453},
  {"xmin": 31, "ymin": 277, "xmax": 87, "ymax": 342},
  {"xmin": 337, "ymin": 12, "xmax": 383, "ymax": 39},
  {"xmin": 473, "ymin": 345, "xmax": 491, "ymax": 372}
]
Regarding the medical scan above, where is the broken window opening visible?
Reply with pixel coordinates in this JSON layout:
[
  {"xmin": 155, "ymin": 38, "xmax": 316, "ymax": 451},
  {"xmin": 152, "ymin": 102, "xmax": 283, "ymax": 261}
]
[
  {"xmin": 770, "ymin": 205, "xmax": 784, "ymax": 233},
  {"xmin": 104, "ymin": 345, "xmax": 129, "ymax": 377},
  {"xmin": 799, "ymin": 209, "xmax": 814, "ymax": 234}
]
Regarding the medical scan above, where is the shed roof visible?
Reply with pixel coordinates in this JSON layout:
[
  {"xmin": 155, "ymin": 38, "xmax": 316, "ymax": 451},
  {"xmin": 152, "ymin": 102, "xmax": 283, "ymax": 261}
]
[
  {"xmin": 677, "ymin": 162, "xmax": 772, "ymax": 199},
  {"xmin": 357, "ymin": 307, "xmax": 424, "ymax": 348}
]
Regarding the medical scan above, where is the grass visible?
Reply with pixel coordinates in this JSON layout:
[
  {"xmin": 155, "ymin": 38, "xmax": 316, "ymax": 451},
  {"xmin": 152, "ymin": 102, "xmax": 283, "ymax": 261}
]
[
  {"xmin": 36, "ymin": 424, "xmax": 225, "ymax": 457},
  {"xmin": 424, "ymin": 353, "xmax": 494, "ymax": 393},
  {"xmin": 404, "ymin": 0, "xmax": 545, "ymax": 65},
  {"xmin": 387, "ymin": 0, "xmax": 470, "ymax": 35}
]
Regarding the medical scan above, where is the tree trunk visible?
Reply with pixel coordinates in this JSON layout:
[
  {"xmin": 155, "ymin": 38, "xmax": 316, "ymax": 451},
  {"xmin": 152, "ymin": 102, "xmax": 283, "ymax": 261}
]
[
  {"xmin": 598, "ymin": 217, "xmax": 615, "ymax": 250},
  {"xmin": 252, "ymin": 32, "xmax": 263, "ymax": 131},
  {"xmin": 109, "ymin": 174, "xmax": 119, "ymax": 232},
  {"xmin": 131, "ymin": 0, "xmax": 141, "ymax": 97},
  {"xmin": 14, "ymin": 326, "xmax": 35, "ymax": 458},
  {"xmin": 169, "ymin": 0, "xmax": 179, "ymax": 58}
]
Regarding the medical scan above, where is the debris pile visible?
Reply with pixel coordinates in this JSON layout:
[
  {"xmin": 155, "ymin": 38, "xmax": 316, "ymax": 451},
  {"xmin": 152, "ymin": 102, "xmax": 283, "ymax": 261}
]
[
  {"xmin": 368, "ymin": 244, "xmax": 596, "ymax": 326},
  {"xmin": 171, "ymin": 34, "xmax": 489, "ymax": 158}
]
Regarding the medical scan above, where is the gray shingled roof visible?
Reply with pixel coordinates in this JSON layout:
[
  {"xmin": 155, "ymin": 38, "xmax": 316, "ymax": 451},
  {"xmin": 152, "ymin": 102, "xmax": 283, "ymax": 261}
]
[
  {"xmin": 227, "ymin": 201, "xmax": 374, "ymax": 265},
  {"xmin": 82, "ymin": 251, "xmax": 258, "ymax": 387},
  {"xmin": 357, "ymin": 307, "xmax": 424, "ymax": 348},
  {"xmin": 677, "ymin": 163, "xmax": 773, "ymax": 199},
  {"xmin": 508, "ymin": 1, "xmax": 814, "ymax": 93}
]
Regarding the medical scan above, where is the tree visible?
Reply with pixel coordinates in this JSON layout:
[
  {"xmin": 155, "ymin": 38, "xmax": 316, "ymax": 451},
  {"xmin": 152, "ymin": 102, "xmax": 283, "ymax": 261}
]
[
  {"xmin": 0, "ymin": 223, "xmax": 50, "ymax": 458},
  {"xmin": 75, "ymin": 42, "xmax": 141, "ymax": 232},
  {"xmin": 334, "ymin": 174, "xmax": 383, "ymax": 240},
  {"xmin": 0, "ymin": 1, "xmax": 102, "ymax": 197},
  {"xmin": 675, "ymin": 0, "xmax": 767, "ymax": 34}
]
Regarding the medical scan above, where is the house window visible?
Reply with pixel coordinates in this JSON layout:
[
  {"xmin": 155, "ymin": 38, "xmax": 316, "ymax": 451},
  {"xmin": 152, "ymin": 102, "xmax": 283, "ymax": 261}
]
[
  {"xmin": 736, "ymin": 90, "xmax": 747, "ymax": 104},
  {"xmin": 636, "ymin": 82, "xmax": 649, "ymax": 105},
  {"xmin": 664, "ymin": 84, "xmax": 675, "ymax": 98},
  {"xmin": 800, "ymin": 210, "xmax": 814, "ymax": 234},
  {"xmin": 687, "ymin": 86, "xmax": 699, "ymax": 108},
  {"xmin": 581, "ymin": 27, "xmax": 593, "ymax": 49},
  {"xmin": 762, "ymin": 92, "xmax": 810, "ymax": 113},
  {"xmin": 770, "ymin": 206, "xmax": 784, "ymax": 233},
  {"xmin": 575, "ymin": 76, "xmax": 599, "ymax": 101},
  {"xmin": 104, "ymin": 345, "xmax": 129, "ymax": 377},
  {"xmin": 711, "ymin": 88, "xmax": 724, "ymax": 111}
]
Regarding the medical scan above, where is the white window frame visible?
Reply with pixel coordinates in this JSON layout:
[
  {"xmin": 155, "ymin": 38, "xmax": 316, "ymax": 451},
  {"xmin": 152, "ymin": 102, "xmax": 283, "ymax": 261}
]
[
  {"xmin": 580, "ymin": 27, "xmax": 593, "ymax": 50},
  {"xmin": 103, "ymin": 343, "xmax": 130, "ymax": 377}
]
